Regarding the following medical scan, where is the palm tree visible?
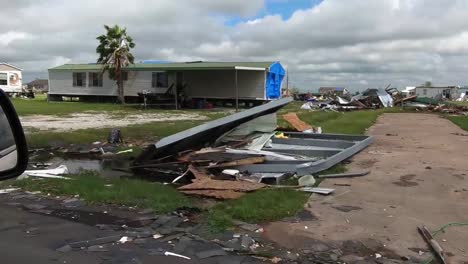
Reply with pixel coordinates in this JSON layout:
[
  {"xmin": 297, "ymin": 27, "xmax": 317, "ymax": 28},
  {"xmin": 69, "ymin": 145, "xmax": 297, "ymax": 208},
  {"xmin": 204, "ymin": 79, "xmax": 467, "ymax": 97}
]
[{"xmin": 96, "ymin": 25, "xmax": 135, "ymax": 104}]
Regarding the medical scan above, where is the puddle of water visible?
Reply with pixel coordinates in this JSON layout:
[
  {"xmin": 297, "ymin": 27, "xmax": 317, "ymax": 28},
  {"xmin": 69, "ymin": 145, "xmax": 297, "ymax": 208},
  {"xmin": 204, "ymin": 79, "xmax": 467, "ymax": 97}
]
[
  {"xmin": 28, "ymin": 150, "xmax": 182, "ymax": 182},
  {"xmin": 58, "ymin": 159, "xmax": 132, "ymax": 178},
  {"xmin": 29, "ymin": 152, "xmax": 133, "ymax": 178}
]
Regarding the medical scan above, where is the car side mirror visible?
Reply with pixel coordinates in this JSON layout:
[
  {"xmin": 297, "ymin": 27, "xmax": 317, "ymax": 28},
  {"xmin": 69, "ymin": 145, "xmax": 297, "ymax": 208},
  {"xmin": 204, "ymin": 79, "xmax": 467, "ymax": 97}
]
[{"xmin": 0, "ymin": 89, "xmax": 28, "ymax": 180}]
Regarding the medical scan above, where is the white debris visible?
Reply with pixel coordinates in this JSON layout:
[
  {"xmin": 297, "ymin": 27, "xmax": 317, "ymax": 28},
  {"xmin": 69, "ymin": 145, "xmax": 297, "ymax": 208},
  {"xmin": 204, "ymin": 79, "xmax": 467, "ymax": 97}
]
[
  {"xmin": 375, "ymin": 253, "xmax": 382, "ymax": 259},
  {"xmin": 116, "ymin": 149, "xmax": 133, "ymax": 155},
  {"xmin": 222, "ymin": 169, "xmax": 240, "ymax": 176},
  {"xmin": 152, "ymin": 234, "xmax": 163, "ymax": 239},
  {"xmin": 0, "ymin": 188, "xmax": 19, "ymax": 194},
  {"xmin": 164, "ymin": 251, "xmax": 191, "ymax": 260},
  {"xmin": 118, "ymin": 236, "xmax": 131, "ymax": 244},
  {"xmin": 18, "ymin": 165, "xmax": 70, "ymax": 180}
]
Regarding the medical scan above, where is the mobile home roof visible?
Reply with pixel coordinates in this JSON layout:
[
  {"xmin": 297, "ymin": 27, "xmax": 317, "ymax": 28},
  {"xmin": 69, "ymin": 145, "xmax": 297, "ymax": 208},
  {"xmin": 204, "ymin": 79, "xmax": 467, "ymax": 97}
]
[{"xmin": 49, "ymin": 61, "xmax": 275, "ymax": 71}]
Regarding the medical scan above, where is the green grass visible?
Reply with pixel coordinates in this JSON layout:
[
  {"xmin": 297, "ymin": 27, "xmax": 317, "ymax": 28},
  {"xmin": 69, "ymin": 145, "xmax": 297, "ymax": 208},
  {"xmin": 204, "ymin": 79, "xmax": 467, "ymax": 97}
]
[
  {"xmin": 446, "ymin": 116, "xmax": 468, "ymax": 131},
  {"xmin": 11, "ymin": 172, "xmax": 191, "ymax": 213},
  {"xmin": 278, "ymin": 102, "xmax": 405, "ymax": 134},
  {"xmin": 208, "ymin": 189, "xmax": 309, "ymax": 232},
  {"xmin": 450, "ymin": 101, "xmax": 468, "ymax": 107},
  {"xmin": 12, "ymin": 96, "xmax": 141, "ymax": 116}
]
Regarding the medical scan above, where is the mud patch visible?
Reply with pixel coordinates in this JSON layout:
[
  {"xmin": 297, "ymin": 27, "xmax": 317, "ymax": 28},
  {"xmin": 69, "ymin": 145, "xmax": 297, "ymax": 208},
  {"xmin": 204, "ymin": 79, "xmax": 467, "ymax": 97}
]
[
  {"xmin": 21, "ymin": 112, "xmax": 208, "ymax": 132},
  {"xmin": 453, "ymin": 174, "xmax": 465, "ymax": 180},
  {"xmin": 282, "ymin": 210, "xmax": 317, "ymax": 222},
  {"xmin": 393, "ymin": 174, "xmax": 418, "ymax": 187},
  {"xmin": 355, "ymin": 158, "xmax": 378, "ymax": 168},
  {"xmin": 341, "ymin": 239, "xmax": 400, "ymax": 259},
  {"xmin": 332, "ymin": 205, "xmax": 362, "ymax": 212}
]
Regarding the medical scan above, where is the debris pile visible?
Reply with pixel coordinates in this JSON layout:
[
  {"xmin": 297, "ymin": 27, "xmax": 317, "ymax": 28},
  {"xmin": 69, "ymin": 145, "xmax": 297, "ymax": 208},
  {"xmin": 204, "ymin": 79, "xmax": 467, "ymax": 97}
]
[
  {"xmin": 133, "ymin": 98, "xmax": 373, "ymax": 199},
  {"xmin": 300, "ymin": 86, "xmax": 468, "ymax": 115},
  {"xmin": 301, "ymin": 87, "xmax": 395, "ymax": 111}
]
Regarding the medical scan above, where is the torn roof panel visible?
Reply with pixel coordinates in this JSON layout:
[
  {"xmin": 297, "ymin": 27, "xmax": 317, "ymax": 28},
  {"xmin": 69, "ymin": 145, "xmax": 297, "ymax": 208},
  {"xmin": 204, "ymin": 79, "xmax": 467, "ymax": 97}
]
[{"xmin": 135, "ymin": 97, "xmax": 293, "ymax": 163}]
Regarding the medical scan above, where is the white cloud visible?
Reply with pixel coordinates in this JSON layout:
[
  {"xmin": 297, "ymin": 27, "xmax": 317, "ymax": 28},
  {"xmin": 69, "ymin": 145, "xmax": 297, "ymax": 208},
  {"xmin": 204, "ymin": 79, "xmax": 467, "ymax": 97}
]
[
  {"xmin": 0, "ymin": 31, "xmax": 34, "ymax": 47},
  {"xmin": 1, "ymin": 0, "xmax": 468, "ymax": 89}
]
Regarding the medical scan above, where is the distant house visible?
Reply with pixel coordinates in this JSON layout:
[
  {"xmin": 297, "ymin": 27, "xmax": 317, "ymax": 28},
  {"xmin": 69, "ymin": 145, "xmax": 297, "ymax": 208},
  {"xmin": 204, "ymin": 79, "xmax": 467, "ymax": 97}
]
[
  {"xmin": 0, "ymin": 62, "xmax": 22, "ymax": 93},
  {"xmin": 401, "ymin": 86, "xmax": 416, "ymax": 97},
  {"xmin": 414, "ymin": 86, "xmax": 458, "ymax": 100},
  {"xmin": 48, "ymin": 61, "xmax": 285, "ymax": 103},
  {"xmin": 319, "ymin": 87, "xmax": 349, "ymax": 96},
  {"xmin": 27, "ymin": 79, "xmax": 49, "ymax": 91}
]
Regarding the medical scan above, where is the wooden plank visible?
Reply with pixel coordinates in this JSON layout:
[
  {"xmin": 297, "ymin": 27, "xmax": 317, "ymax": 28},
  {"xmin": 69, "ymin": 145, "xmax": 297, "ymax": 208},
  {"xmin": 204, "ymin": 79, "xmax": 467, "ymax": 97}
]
[
  {"xmin": 207, "ymin": 156, "xmax": 265, "ymax": 168},
  {"xmin": 188, "ymin": 165, "xmax": 211, "ymax": 179},
  {"xmin": 178, "ymin": 177, "xmax": 265, "ymax": 192},
  {"xmin": 283, "ymin": 113, "xmax": 312, "ymax": 132}
]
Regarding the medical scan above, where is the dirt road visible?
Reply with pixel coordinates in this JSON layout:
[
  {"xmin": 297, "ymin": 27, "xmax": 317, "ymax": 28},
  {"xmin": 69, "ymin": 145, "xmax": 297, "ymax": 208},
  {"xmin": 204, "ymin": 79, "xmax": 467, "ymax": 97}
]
[{"xmin": 266, "ymin": 113, "xmax": 468, "ymax": 263}]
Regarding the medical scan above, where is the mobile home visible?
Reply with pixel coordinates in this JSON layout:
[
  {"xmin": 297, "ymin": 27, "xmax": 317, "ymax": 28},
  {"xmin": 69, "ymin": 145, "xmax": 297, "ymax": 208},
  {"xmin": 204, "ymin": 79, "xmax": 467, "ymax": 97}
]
[
  {"xmin": 48, "ymin": 61, "xmax": 285, "ymax": 104},
  {"xmin": 0, "ymin": 63, "xmax": 22, "ymax": 94}
]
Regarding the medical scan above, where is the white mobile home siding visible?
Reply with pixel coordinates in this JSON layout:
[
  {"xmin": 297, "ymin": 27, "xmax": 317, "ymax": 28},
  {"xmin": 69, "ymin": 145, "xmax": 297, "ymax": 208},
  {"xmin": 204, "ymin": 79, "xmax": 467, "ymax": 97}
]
[
  {"xmin": 0, "ymin": 64, "xmax": 22, "ymax": 93},
  {"xmin": 414, "ymin": 87, "xmax": 458, "ymax": 99},
  {"xmin": 183, "ymin": 70, "xmax": 265, "ymax": 99},
  {"xmin": 49, "ymin": 70, "xmax": 174, "ymax": 97}
]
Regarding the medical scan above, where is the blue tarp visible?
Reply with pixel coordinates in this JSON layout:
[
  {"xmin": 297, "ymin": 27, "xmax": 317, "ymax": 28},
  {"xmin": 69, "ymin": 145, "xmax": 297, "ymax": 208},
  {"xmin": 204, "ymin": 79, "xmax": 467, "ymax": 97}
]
[{"xmin": 265, "ymin": 62, "xmax": 285, "ymax": 99}]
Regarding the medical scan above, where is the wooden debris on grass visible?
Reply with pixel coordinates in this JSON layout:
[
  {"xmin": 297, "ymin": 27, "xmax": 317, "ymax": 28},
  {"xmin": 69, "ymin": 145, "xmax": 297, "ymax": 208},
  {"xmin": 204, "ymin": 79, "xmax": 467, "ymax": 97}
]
[
  {"xmin": 282, "ymin": 113, "xmax": 312, "ymax": 132},
  {"xmin": 179, "ymin": 189, "xmax": 245, "ymax": 199},
  {"xmin": 178, "ymin": 177, "xmax": 265, "ymax": 192}
]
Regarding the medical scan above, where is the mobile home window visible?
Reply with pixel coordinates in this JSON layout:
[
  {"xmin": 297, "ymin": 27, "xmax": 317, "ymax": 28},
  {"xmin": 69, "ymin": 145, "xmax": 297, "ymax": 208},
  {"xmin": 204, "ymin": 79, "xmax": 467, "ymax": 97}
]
[
  {"xmin": 0, "ymin": 73, "xmax": 7, "ymax": 85},
  {"xmin": 423, "ymin": 88, "xmax": 427, "ymax": 95},
  {"xmin": 73, "ymin": 72, "xmax": 86, "ymax": 87},
  {"xmin": 152, "ymin": 72, "xmax": 168, "ymax": 88},
  {"xmin": 88, "ymin": 72, "xmax": 103, "ymax": 87}
]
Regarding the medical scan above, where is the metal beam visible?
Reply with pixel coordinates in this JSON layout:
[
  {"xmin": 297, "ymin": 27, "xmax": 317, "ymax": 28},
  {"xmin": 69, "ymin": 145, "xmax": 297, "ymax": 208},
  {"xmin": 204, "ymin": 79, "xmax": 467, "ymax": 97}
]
[
  {"xmin": 235, "ymin": 69, "xmax": 239, "ymax": 112},
  {"xmin": 135, "ymin": 97, "xmax": 293, "ymax": 163},
  {"xmin": 234, "ymin": 66, "xmax": 266, "ymax": 71}
]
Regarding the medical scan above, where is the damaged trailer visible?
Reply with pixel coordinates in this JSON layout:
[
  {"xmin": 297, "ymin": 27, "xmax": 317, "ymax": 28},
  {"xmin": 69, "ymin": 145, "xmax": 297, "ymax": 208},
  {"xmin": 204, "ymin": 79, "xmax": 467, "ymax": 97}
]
[{"xmin": 135, "ymin": 97, "xmax": 373, "ymax": 177}]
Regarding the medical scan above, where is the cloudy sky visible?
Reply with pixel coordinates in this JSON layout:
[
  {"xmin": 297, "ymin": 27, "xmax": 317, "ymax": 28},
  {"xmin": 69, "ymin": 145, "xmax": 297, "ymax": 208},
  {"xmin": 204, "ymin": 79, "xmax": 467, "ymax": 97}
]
[{"xmin": 2, "ymin": 0, "xmax": 468, "ymax": 91}]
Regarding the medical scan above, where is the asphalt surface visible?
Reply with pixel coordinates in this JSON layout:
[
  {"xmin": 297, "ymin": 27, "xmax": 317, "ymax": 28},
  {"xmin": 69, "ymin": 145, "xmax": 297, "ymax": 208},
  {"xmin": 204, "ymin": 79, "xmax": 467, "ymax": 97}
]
[
  {"xmin": 0, "ymin": 200, "xmax": 261, "ymax": 264},
  {"xmin": 0, "ymin": 203, "xmax": 194, "ymax": 264}
]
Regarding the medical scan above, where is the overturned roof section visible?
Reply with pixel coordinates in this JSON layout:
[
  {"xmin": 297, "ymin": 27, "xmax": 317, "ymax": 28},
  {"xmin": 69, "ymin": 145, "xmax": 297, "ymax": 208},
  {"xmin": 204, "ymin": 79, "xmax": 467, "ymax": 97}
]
[
  {"xmin": 49, "ymin": 61, "xmax": 275, "ymax": 71},
  {"xmin": 135, "ymin": 97, "xmax": 293, "ymax": 163}
]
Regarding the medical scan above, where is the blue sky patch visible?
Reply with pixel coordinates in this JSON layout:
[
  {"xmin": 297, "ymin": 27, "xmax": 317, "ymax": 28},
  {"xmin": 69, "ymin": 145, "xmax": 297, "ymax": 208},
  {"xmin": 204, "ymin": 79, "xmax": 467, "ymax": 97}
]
[{"xmin": 225, "ymin": 0, "xmax": 323, "ymax": 26}]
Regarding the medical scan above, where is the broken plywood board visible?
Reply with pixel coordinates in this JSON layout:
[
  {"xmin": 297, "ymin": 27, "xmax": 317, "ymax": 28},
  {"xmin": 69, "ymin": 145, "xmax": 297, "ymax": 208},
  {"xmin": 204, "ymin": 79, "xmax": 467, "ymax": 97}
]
[
  {"xmin": 180, "ymin": 190, "xmax": 245, "ymax": 199},
  {"xmin": 283, "ymin": 113, "xmax": 312, "ymax": 132},
  {"xmin": 188, "ymin": 165, "xmax": 211, "ymax": 179},
  {"xmin": 178, "ymin": 178, "xmax": 265, "ymax": 192}
]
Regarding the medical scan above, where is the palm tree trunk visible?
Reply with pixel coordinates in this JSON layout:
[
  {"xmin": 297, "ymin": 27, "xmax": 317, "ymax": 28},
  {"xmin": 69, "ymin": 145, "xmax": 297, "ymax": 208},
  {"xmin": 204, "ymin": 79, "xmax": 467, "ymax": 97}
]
[{"xmin": 118, "ymin": 75, "xmax": 125, "ymax": 104}]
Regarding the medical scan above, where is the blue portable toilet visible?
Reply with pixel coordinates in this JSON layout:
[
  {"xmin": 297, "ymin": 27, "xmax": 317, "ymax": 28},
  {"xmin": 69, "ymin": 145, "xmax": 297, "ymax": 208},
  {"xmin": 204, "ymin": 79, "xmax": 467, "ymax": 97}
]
[{"xmin": 265, "ymin": 62, "xmax": 286, "ymax": 99}]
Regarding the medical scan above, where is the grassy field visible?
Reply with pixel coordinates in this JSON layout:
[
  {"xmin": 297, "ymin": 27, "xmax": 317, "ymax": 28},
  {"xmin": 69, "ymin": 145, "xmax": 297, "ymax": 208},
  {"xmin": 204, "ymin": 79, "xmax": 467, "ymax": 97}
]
[
  {"xmin": 446, "ymin": 116, "xmax": 468, "ymax": 131},
  {"xmin": 451, "ymin": 101, "xmax": 468, "ymax": 107},
  {"xmin": 12, "ymin": 95, "xmax": 142, "ymax": 116},
  {"xmin": 278, "ymin": 102, "xmax": 405, "ymax": 134},
  {"xmin": 11, "ymin": 172, "xmax": 191, "ymax": 213},
  {"xmin": 208, "ymin": 189, "xmax": 309, "ymax": 232}
]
